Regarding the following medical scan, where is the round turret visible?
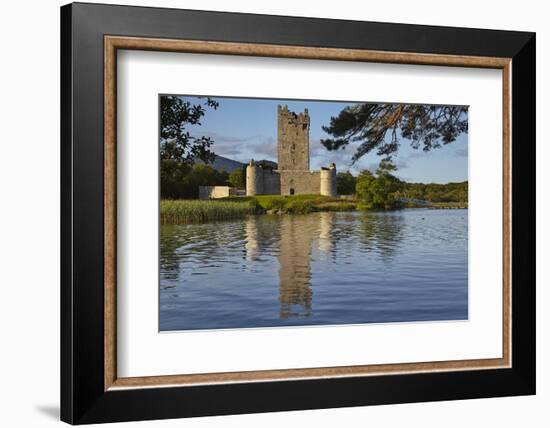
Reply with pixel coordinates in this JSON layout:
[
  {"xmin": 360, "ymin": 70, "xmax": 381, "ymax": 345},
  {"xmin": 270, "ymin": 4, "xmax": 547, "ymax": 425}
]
[
  {"xmin": 246, "ymin": 159, "xmax": 263, "ymax": 196},
  {"xmin": 320, "ymin": 163, "xmax": 337, "ymax": 197}
]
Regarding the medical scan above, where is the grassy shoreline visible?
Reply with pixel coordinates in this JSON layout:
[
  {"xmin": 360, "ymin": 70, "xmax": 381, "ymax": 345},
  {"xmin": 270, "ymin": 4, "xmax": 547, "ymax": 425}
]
[
  {"xmin": 160, "ymin": 195, "xmax": 357, "ymax": 224},
  {"xmin": 160, "ymin": 195, "xmax": 467, "ymax": 224},
  {"xmin": 224, "ymin": 195, "xmax": 357, "ymax": 213},
  {"xmin": 160, "ymin": 199, "xmax": 257, "ymax": 224}
]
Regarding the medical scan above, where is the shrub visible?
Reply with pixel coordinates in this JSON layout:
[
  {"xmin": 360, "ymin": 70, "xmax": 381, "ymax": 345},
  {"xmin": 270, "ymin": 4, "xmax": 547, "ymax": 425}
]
[
  {"xmin": 258, "ymin": 196, "xmax": 287, "ymax": 211},
  {"xmin": 284, "ymin": 200, "xmax": 315, "ymax": 214},
  {"xmin": 355, "ymin": 169, "xmax": 402, "ymax": 210}
]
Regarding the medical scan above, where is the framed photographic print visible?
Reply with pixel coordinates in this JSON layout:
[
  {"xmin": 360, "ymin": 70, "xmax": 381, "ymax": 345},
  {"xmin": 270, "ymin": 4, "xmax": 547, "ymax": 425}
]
[{"xmin": 60, "ymin": 2, "xmax": 536, "ymax": 424}]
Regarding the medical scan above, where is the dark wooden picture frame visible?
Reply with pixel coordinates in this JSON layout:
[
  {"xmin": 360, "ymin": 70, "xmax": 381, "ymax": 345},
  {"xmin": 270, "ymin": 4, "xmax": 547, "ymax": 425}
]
[{"xmin": 61, "ymin": 2, "xmax": 535, "ymax": 424}]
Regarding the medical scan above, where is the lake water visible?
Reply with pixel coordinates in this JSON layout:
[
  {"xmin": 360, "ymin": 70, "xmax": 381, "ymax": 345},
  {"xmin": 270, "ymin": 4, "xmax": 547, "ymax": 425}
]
[{"xmin": 160, "ymin": 209, "xmax": 468, "ymax": 331}]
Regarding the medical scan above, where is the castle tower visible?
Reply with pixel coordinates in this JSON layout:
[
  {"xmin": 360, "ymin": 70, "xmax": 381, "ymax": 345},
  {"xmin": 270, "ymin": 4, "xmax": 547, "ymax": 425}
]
[
  {"xmin": 277, "ymin": 105, "xmax": 310, "ymax": 171},
  {"xmin": 246, "ymin": 159, "xmax": 263, "ymax": 196},
  {"xmin": 320, "ymin": 163, "xmax": 337, "ymax": 197}
]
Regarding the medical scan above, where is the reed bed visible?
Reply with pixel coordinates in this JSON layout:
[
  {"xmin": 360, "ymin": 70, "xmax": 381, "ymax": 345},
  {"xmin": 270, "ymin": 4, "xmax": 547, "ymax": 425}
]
[
  {"xmin": 161, "ymin": 195, "xmax": 359, "ymax": 224},
  {"xmin": 160, "ymin": 200, "xmax": 257, "ymax": 224}
]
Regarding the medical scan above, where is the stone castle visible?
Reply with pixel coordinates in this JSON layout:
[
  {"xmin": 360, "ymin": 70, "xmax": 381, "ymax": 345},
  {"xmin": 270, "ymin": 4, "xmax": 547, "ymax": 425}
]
[{"xmin": 246, "ymin": 105, "xmax": 337, "ymax": 197}]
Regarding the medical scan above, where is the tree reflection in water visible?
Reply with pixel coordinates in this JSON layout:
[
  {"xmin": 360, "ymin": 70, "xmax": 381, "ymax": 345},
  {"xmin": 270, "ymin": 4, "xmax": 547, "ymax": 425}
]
[
  {"xmin": 160, "ymin": 211, "xmax": 408, "ymax": 323},
  {"xmin": 159, "ymin": 209, "xmax": 470, "ymax": 331},
  {"xmin": 358, "ymin": 213, "xmax": 404, "ymax": 262}
]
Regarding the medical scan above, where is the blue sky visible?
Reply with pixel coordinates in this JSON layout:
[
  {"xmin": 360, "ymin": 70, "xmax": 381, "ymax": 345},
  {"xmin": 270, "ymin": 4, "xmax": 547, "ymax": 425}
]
[{"xmin": 175, "ymin": 95, "xmax": 468, "ymax": 184}]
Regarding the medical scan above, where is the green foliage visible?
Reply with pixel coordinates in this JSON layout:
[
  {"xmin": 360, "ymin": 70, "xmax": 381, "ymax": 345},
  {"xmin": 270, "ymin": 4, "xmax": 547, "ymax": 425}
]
[
  {"xmin": 160, "ymin": 162, "xmax": 229, "ymax": 199},
  {"xmin": 160, "ymin": 160, "xmax": 192, "ymax": 200},
  {"xmin": 245, "ymin": 197, "xmax": 263, "ymax": 213},
  {"xmin": 355, "ymin": 171, "xmax": 377, "ymax": 210},
  {"xmin": 160, "ymin": 95, "xmax": 219, "ymax": 164},
  {"xmin": 159, "ymin": 196, "xmax": 358, "ymax": 224},
  {"xmin": 321, "ymin": 103, "xmax": 468, "ymax": 163},
  {"xmin": 336, "ymin": 171, "xmax": 357, "ymax": 195},
  {"xmin": 160, "ymin": 95, "xmax": 226, "ymax": 199},
  {"xmin": 401, "ymin": 181, "xmax": 468, "ymax": 203},
  {"xmin": 376, "ymin": 158, "xmax": 398, "ymax": 175},
  {"xmin": 220, "ymin": 194, "xmax": 355, "ymax": 214},
  {"xmin": 227, "ymin": 168, "xmax": 245, "ymax": 188},
  {"xmin": 354, "ymin": 160, "xmax": 467, "ymax": 210},
  {"xmin": 160, "ymin": 200, "xmax": 256, "ymax": 224},
  {"xmin": 355, "ymin": 168, "xmax": 403, "ymax": 210},
  {"xmin": 260, "ymin": 196, "xmax": 287, "ymax": 211},
  {"xmin": 284, "ymin": 199, "xmax": 315, "ymax": 214}
]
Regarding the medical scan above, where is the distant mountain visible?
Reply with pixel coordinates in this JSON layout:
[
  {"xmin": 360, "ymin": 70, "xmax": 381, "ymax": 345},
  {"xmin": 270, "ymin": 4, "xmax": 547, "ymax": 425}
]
[
  {"xmin": 194, "ymin": 155, "xmax": 279, "ymax": 172},
  {"xmin": 194, "ymin": 155, "xmax": 245, "ymax": 173}
]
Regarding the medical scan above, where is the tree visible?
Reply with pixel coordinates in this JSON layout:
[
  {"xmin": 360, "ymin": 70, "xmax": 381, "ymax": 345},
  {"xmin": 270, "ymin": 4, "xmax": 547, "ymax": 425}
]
[
  {"xmin": 160, "ymin": 160, "xmax": 192, "ymax": 199},
  {"xmin": 228, "ymin": 168, "xmax": 245, "ymax": 188},
  {"xmin": 160, "ymin": 163, "xmax": 229, "ymax": 199},
  {"xmin": 355, "ymin": 162, "xmax": 403, "ymax": 210},
  {"xmin": 160, "ymin": 95, "xmax": 219, "ymax": 164},
  {"xmin": 336, "ymin": 171, "xmax": 356, "ymax": 195},
  {"xmin": 355, "ymin": 170, "xmax": 377, "ymax": 208},
  {"xmin": 401, "ymin": 181, "xmax": 468, "ymax": 204},
  {"xmin": 321, "ymin": 103, "xmax": 468, "ymax": 163},
  {"xmin": 160, "ymin": 96, "xmax": 220, "ymax": 199},
  {"xmin": 376, "ymin": 158, "xmax": 398, "ymax": 175},
  {"xmin": 188, "ymin": 164, "xmax": 222, "ymax": 187}
]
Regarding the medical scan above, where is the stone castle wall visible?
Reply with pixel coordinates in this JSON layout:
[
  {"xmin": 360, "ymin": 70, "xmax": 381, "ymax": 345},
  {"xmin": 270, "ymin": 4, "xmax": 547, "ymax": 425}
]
[
  {"xmin": 245, "ymin": 167, "xmax": 336, "ymax": 197},
  {"xmin": 245, "ymin": 105, "xmax": 337, "ymax": 198},
  {"xmin": 245, "ymin": 163, "xmax": 261, "ymax": 196},
  {"xmin": 277, "ymin": 105, "xmax": 310, "ymax": 171},
  {"xmin": 262, "ymin": 169, "xmax": 281, "ymax": 195},
  {"xmin": 246, "ymin": 164, "xmax": 281, "ymax": 196},
  {"xmin": 320, "ymin": 166, "xmax": 337, "ymax": 197},
  {"xmin": 199, "ymin": 186, "xmax": 239, "ymax": 200},
  {"xmin": 279, "ymin": 170, "xmax": 320, "ymax": 195}
]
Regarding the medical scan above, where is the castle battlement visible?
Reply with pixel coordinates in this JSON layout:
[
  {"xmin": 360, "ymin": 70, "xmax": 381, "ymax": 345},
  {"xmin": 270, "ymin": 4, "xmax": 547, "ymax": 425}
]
[
  {"xmin": 277, "ymin": 105, "xmax": 310, "ymax": 124},
  {"xmin": 246, "ymin": 106, "xmax": 337, "ymax": 197}
]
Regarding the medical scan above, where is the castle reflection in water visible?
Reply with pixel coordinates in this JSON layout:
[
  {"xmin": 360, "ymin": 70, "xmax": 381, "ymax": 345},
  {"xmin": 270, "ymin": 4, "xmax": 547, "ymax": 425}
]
[
  {"xmin": 160, "ymin": 209, "xmax": 467, "ymax": 331},
  {"xmin": 244, "ymin": 212, "xmax": 336, "ymax": 319}
]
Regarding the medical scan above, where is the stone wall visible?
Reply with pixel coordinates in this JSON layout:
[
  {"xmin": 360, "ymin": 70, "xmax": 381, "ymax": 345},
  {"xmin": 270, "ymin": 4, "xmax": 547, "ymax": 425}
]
[
  {"xmin": 245, "ymin": 163, "xmax": 261, "ymax": 196},
  {"xmin": 246, "ymin": 163, "xmax": 281, "ymax": 196},
  {"xmin": 279, "ymin": 170, "xmax": 320, "ymax": 195},
  {"xmin": 262, "ymin": 169, "xmax": 281, "ymax": 195},
  {"xmin": 320, "ymin": 164, "xmax": 337, "ymax": 197},
  {"xmin": 198, "ymin": 186, "xmax": 238, "ymax": 200},
  {"xmin": 244, "ymin": 106, "xmax": 338, "ymax": 197},
  {"xmin": 277, "ymin": 105, "xmax": 310, "ymax": 171}
]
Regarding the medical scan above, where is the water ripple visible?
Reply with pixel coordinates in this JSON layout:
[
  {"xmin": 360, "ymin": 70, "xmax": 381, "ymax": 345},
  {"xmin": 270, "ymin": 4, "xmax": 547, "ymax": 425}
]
[{"xmin": 160, "ymin": 209, "xmax": 468, "ymax": 330}]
